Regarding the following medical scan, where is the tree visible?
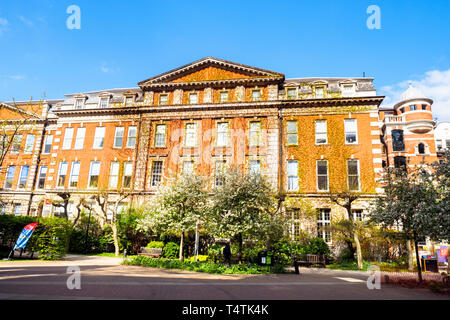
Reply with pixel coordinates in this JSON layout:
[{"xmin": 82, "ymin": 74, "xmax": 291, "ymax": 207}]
[
  {"xmin": 329, "ymin": 191, "xmax": 364, "ymax": 269},
  {"xmin": 206, "ymin": 167, "xmax": 281, "ymax": 263},
  {"xmin": 138, "ymin": 173, "xmax": 209, "ymax": 261},
  {"xmin": 369, "ymin": 164, "xmax": 449, "ymax": 282},
  {"xmin": 86, "ymin": 190, "xmax": 131, "ymax": 256}
]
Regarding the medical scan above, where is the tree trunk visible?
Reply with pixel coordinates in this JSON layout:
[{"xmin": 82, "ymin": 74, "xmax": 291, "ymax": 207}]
[
  {"xmin": 179, "ymin": 232, "xmax": 185, "ymax": 261},
  {"xmin": 413, "ymin": 235, "xmax": 423, "ymax": 283},
  {"xmin": 238, "ymin": 233, "xmax": 243, "ymax": 264},
  {"xmin": 353, "ymin": 230, "xmax": 363, "ymax": 269},
  {"xmin": 111, "ymin": 223, "xmax": 120, "ymax": 257},
  {"xmin": 407, "ymin": 240, "xmax": 414, "ymax": 271}
]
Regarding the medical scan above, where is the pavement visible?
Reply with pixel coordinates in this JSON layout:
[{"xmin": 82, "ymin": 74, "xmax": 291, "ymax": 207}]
[{"xmin": 0, "ymin": 255, "xmax": 448, "ymax": 300}]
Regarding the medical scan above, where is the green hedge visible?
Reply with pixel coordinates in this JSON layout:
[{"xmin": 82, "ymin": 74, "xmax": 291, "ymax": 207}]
[{"xmin": 123, "ymin": 255, "xmax": 285, "ymax": 274}]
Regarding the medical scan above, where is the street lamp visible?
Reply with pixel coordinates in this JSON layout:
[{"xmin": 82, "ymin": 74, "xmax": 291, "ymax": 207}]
[{"xmin": 84, "ymin": 196, "xmax": 95, "ymax": 255}]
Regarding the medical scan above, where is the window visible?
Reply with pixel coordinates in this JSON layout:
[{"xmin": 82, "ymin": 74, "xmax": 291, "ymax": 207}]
[
  {"xmin": 392, "ymin": 130, "xmax": 405, "ymax": 151},
  {"xmin": 290, "ymin": 208, "xmax": 301, "ymax": 240},
  {"xmin": 216, "ymin": 122, "xmax": 228, "ymax": 147},
  {"xmin": 189, "ymin": 93, "xmax": 198, "ymax": 104},
  {"xmin": 422, "ymin": 104, "xmax": 427, "ymax": 110},
  {"xmin": 220, "ymin": 91, "xmax": 229, "ymax": 103},
  {"xmin": 185, "ymin": 123, "xmax": 197, "ymax": 147},
  {"xmin": 24, "ymin": 134, "xmax": 35, "ymax": 154},
  {"xmin": 75, "ymin": 99, "xmax": 84, "ymax": 109},
  {"xmin": 109, "ymin": 162, "xmax": 120, "ymax": 189},
  {"xmin": 43, "ymin": 135, "xmax": 53, "ymax": 154},
  {"xmin": 100, "ymin": 97, "xmax": 109, "ymax": 109},
  {"xmin": 317, "ymin": 209, "xmax": 331, "ymax": 243},
  {"xmin": 125, "ymin": 96, "xmax": 133, "ymax": 106},
  {"xmin": 123, "ymin": 162, "xmax": 133, "ymax": 188},
  {"xmin": 287, "ymin": 160, "xmax": 299, "ymax": 191},
  {"xmin": 18, "ymin": 166, "xmax": 29, "ymax": 189},
  {"xmin": 315, "ymin": 87, "xmax": 324, "ymax": 98},
  {"xmin": 155, "ymin": 124, "xmax": 166, "ymax": 148},
  {"xmin": 11, "ymin": 134, "xmax": 22, "ymax": 154},
  {"xmin": 394, "ymin": 156, "xmax": 407, "ymax": 170},
  {"xmin": 409, "ymin": 105, "xmax": 417, "ymax": 111},
  {"xmin": 315, "ymin": 120, "xmax": 327, "ymax": 144},
  {"xmin": 446, "ymin": 140, "xmax": 450, "ymax": 149},
  {"xmin": 352, "ymin": 210, "xmax": 363, "ymax": 221},
  {"xmin": 93, "ymin": 127, "xmax": 105, "ymax": 149},
  {"xmin": 159, "ymin": 94, "xmax": 168, "ymax": 105},
  {"xmin": 215, "ymin": 161, "xmax": 226, "ymax": 186},
  {"xmin": 62, "ymin": 128, "xmax": 74, "ymax": 150},
  {"xmin": 347, "ymin": 160, "xmax": 360, "ymax": 191},
  {"xmin": 127, "ymin": 126, "xmax": 137, "ymax": 148},
  {"xmin": 114, "ymin": 127, "xmax": 124, "ymax": 148},
  {"xmin": 344, "ymin": 119, "xmax": 358, "ymax": 144},
  {"xmin": 38, "ymin": 166, "xmax": 47, "ymax": 189},
  {"xmin": 151, "ymin": 161, "xmax": 163, "ymax": 187},
  {"xmin": 252, "ymin": 90, "xmax": 261, "ymax": 101},
  {"xmin": 249, "ymin": 121, "xmax": 263, "ymax": 147},
  {"xmin": 183, "ymin": 161, "xmax": 194, "ymax": 175},
  {"xmin": 69, "ymin": 162, "xmax": 80, "ymax": 188},
  {"xmin": 88, "ymin": 161, "xmax": 101, "ymax": 188},
  {"xmin": 13, "ymin": 204, "xmax": 22, "ymax": 216},
  {"xmin": 287, "ymin": 88, "xmax": 297, "ymax": 99},
  {"xmin": 4, "ymin": 166, "xmax": 16, "ymax": 189},
  {"xmin": 287, "ymin": 121, "xmax": 298, "ymax": 145},
  {"xmin": 57, "ymin": 162, "xmax": 68, "ymax": 188},
  {"xmin": 317, "ymin": 160, "xmax": 329, "ymax": 191},
  {"xmin": 74, "ymin": 127, "xmax": 86, "ymax": 150},
  {"xmin": 342, "ymin": 85, "xmax": 355, "ymax": 97},
  {"xmin": 436, "ymin": 140, "xmax": 443, "ymax": 151},
  {"xmin": 418, "ymin": 143, "xmax": 425, "ymax": 154},
  {"xmin": 249, "ymin": 160, "xmax": 261, "ymax": 175}
]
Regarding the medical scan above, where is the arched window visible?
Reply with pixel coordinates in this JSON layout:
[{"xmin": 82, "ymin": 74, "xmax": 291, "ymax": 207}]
[{"xmin": 418, "ymin": 143, "xmax": 425, "ymax": 154}]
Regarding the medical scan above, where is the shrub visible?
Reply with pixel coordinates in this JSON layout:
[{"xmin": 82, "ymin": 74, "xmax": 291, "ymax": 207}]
[
  {"xmin": 187, "ymin": 255, "xmax": 209, "ymax": 262},
  {"xmin": 162, "ymin": 242, "xmax": 179, "ymax": 259},
  {"xmin": 31, "ymin": 217, "xmax": 71, "ymax": 260},
  {"xmin": 147, "ymin": 241, "xmax": 164, "ymax": 249},
  {"xmin": 306, "ymin": 237, "xmax": 330, "ymax": 255}
]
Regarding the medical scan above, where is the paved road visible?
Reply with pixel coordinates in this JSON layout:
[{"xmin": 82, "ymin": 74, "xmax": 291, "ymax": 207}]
[{"xmin": 0, "ymin": 255, "xmax": 448, "ymax": 300}]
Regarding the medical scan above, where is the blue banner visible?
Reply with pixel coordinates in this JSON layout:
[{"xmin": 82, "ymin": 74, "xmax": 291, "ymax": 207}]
[{"xmin": 13, "ymin": 223, "xmax": 38, "ymax": 250}]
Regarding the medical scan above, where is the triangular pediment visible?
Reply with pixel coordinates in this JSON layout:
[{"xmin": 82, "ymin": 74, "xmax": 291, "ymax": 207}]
[{"xmin": 138, "ymin": 57, "xmax": 284, "ymax": 88}]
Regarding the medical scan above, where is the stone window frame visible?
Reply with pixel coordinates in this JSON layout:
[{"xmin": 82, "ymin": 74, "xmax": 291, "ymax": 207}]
[
  {"xmin": 17, "ymin": 165, "xmax": 29, "ymax": 190},
  {"xmin": 285, "ymin": 86, "xmax": 298, "ymax": 100},
  {"xmin": 214, "ymin": 119, "xmax": 231, "ymax": 148},
  {"xmin": 37, "ymin": 165, "xmax": 48, "ymax": 190},
  {"xmin": 108, "ymin": 161, "xmax": 120, "ymax": 190},
  {"xmin": 246, "ymin": 156, "xmax": 264, "ymax": 176},
  {"xmin": 287, "ymin": 160, "xmax": 299, "ymax": 192},
  {"xmin": 153, "ymin": 121, "xmax": 168, "ymax": 148},
  {"xmin": 317, "ymin": 208, "xmax": 332, "ymax": 244},
  {"xmin": 316, "ymin": 159, "xmax": 329, "ymax": 192},
  {"xmin": 315, "ymin": 119, "xmax": 328, "ymax": 145},
  {"xmin": 56, "ymin": 161, "xmax": 69, "ymax": 189},
  {"xmin": 87, "ymin": 161, "xmax": 101, "ymax": 189},
  {"xmin": 286, "ymin": 119, "xmax": 299, "ymax": 146},
  {"xmin": 347, "ymin": 159, "xmax": 361, "ymax": 192},
  {"xmin": 69, "ymin": 161, "xmax": 81, "ymax": 189},
  {"xmin": 183, "ymin": 121, "xmax": 199, "ymax": 148},
  {"xmin": 159, "ymin": 93, "xmax": 169, "ymax": 106},
  {"xmin": 251, "ymin": 88, "xmax": 262, "ymax": 102},
  {"xmin": 188, "ymin": 91, "xmax": 199, "ymax": 105},
  {"xmin": 344, "ymin": 118, "xmax": 359, "ymax": 145},
  {"xmin": 181, "ymin": 158, "xmax": 196, "ymax": 176},
  {"xmin": 122, "ymin": 161, "xmax": 133, "ymax": 189},
  {"xmin": 113, "ymin": 126, "xmax": 125, "ymax": 149},
  {"xmin": 248, "ymin": 119, "xmax": 264, "ymax": 148},
  {"xmin": 219, "ymin": 90, "xmax": 230, "ymax": 103},
  {"xmin": 149, "ymin": 159, "xmax": 165, "ymax": 188}
]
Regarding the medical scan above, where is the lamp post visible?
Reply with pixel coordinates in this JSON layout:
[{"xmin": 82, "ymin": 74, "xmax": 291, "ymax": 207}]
[{"xmin": 84, "ymin": 196, "xmax": 95, "ymax": 255}]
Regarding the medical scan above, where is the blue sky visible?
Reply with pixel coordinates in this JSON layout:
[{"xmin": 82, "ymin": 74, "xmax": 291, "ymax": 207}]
[{"xmin": 1, "ymin": 0, "xmax": 449, "ymax": 120}]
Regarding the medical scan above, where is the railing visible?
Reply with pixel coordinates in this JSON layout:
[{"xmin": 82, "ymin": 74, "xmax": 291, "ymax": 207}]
[{"xmin": 385, "ymin": 115, "xmax": 404, "ymax": 123}]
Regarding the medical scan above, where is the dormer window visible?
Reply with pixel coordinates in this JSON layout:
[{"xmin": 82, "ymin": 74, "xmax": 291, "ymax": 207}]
[
  {"xmin": 100, "ymin": 97, "xmax": 109, "ymax": 109},
  {"xmin": 75, "ymin": 99, "xmax": 84, "ymax": 109},
  {"xmin": 124, "ymin": 96, "xmax": 134, "ymax": 106},
  {"xmin": 409, "ymin": 105, "xmax": 417, "ymax": 111},
  {"xmin": 159, "ymin": 94, "xmax": 168, "ymax": 105},
  {"xmin": 315, "ymin": 87, "xmax": 325, "ymax": 99},
  {"xmin": 342, "ymin": 84, "xmax": 355, "ymax": 97},
  {"xmin": 189, "ymin": 93, "xmax": 198, "ymax": 104},
  {"xmin": 287, "ymin": 88, "xmax": 297, "ymax": 100},
  {"xmin": 252, "ymin": 89, "xmax": 262, "ymax": 101}
]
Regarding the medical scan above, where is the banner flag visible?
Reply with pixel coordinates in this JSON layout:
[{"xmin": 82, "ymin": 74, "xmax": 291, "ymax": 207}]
[{"xmin": 13, "ymin": 223, "xmax": 39, "ymax": 250}]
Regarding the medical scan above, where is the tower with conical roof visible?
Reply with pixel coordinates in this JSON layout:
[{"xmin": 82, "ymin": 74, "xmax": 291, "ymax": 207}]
[{"xmin": 379, "ymin": 82, "xmax": 438, "ymax": 169}]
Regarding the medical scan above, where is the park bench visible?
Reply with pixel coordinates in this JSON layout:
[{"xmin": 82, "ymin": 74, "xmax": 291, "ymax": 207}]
[
  {"xmin": 293, "ymin": 254, "xmax": 326, "ymax": 269},
  {"xmin": 138, "ymin": 247, "xmax": 163, "ymax": 258}
]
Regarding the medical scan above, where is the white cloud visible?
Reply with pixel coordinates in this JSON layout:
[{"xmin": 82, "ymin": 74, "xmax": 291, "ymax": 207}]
[
  {"xmin": 380, "ymin": 69, "xmax": 450, "ymax": 122},
  {"xmin": 18, "ymin": 15, "xmax": 34, "ymax": 27}
]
